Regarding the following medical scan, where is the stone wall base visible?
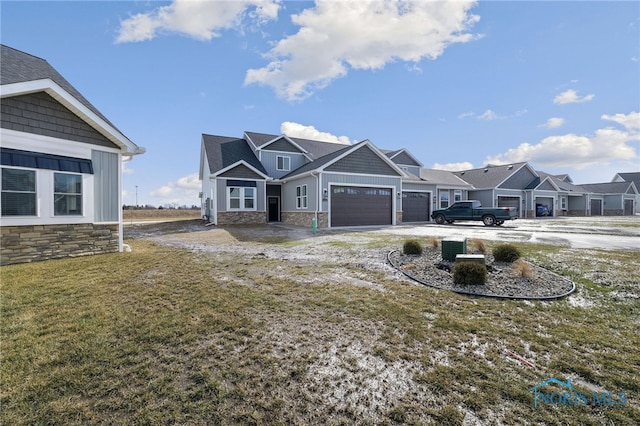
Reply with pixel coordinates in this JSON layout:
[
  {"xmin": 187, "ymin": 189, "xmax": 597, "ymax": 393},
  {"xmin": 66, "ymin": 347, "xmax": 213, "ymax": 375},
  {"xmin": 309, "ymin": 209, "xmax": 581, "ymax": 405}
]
[
  {"xmin": 281, "ymin": 211, "xmax": 328, "ymax": 228},
  {"xmin": 217, "ymin": 211, "xmax": 267, "ymax": 225},
  {"xmin": 1, "ymin": 223, "xmax": 119, "ymax": 266},
  {"xmin": 604, "ymin": 209, "xmax": 623, "ymax": 216}
]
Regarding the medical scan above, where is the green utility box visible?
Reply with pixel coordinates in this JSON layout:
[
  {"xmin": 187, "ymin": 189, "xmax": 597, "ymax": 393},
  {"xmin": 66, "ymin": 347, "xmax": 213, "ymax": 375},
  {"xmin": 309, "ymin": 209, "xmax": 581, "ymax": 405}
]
[{"xmin": 442, "ymin": 238, "xmax": 467, "ymax": 262}]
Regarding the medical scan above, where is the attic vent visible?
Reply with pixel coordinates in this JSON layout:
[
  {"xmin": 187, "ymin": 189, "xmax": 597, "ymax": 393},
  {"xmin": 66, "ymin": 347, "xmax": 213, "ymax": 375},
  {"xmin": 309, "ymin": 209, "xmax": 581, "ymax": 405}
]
[
  {"xmin": 484, "ymin": 168, "xmax": 489, "ymax": 173},
  {"xmin": 508, "ymin": 165, "xmax": 513, "ymax": 170},
  {"xmin": 461, "ymin": 171, "xmax": 465, "ymax": 175}
]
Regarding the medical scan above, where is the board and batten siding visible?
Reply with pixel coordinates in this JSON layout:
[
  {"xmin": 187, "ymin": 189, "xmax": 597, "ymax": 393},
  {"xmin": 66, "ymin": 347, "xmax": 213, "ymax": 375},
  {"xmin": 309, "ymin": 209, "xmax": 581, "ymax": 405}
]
[
  {"xmin": 260, "ymin": 150, "xmax": 308, "ymax": 179},
  {"xmin": 1, "ymin": 92, "xmax": 119, "ymax": 149},
  {"xmin": 281, "ymin": 175, "xmax": 317, "ymax": 212},
  {"xmin": 92, "ymin": 150, "xmax": 119, "ymax": 222}
]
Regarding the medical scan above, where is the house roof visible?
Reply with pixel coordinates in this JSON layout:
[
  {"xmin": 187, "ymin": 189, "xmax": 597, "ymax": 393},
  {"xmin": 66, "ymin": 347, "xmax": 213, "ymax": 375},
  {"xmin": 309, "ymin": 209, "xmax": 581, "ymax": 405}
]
[
  {"xmin": 280, "ymin": 141, "xmax": 367, "ymax": 179},
  {"xmin": 418, "ymin": 168, "xmax": 474, "ymax": 187},
  {"xmin": 534, "ymin": 171, "xmax": 586, "ymax": 193},
  {"xmin": 245, "ymin": 131, "xmax": 348, "ymax": 160},
  {"xmin": 453, "ymin": 162, "xmax": 531, "ymax": 189},
  {"xmin": 614, "ymin": 172, "xmax": 640, "ymax": 189},
  {"xmin": 1, "ymin": 44, "xmax": 143, "ymax": 155},
  {"xmin": 580, "ymin": 181, "xmax": 638, "ymax": 194},
  {"xmin": 201, "ymin": 134, "xmax": 268, "ymax": 176}
]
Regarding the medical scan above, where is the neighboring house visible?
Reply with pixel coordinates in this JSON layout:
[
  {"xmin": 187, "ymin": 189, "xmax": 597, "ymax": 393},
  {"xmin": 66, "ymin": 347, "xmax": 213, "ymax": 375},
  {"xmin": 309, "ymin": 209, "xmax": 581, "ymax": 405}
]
[
  {"xmin": 579, "ymin": 181, "xmax": 638, "ymax": 216},
  {"xmin": 200, "ymin": 131, "xmax": 406, "ymax": 228},
  {"xmin": 612, "ymin": 172, "xmax": 640, "ymax": 214},
  {"xmin": 528, "ymin": 171, "xmax": 589, "ymax": 217},
  {"xmin": 1, "ymin": 45, "xmax": 144, "ymax": 265}
]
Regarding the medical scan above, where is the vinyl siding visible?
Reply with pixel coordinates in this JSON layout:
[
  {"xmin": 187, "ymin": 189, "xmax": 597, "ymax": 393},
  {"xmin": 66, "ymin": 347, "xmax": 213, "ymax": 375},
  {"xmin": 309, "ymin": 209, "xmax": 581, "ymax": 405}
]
[
  {"xmin": 325, "ymin": 146, "xmax": 401, "ymax": 176},
  {"xmin": 500, "ymin": 167, "xmax": 537, "ymax": 189},
  {"xmin": 92, "ymin": 150, "xmax": 119, "ymax": 222},
  {"xmin": 265, "ymin": 138, "xmax": 304, "ymax": 153},
  {"xmin": 282, "ymin": 175, "xmax": 317, "ymax": 212},
  {"xmin": 1, "ymin": 92, "xmax": 118, "ymax": 149},
  {"xmin": 218, "ymin": 163, "xmax": 264, "ymax": 180},
  {"xmin": 393, "ymin": 151, "xmax": 421, "ymax": 166},
  {"xmin": 260, "ymin": 151, "xmax": 308, "ymax": 178},
  {"xmin": 216, "ymin": 179, "xmax": 266, "ymax": 212}
]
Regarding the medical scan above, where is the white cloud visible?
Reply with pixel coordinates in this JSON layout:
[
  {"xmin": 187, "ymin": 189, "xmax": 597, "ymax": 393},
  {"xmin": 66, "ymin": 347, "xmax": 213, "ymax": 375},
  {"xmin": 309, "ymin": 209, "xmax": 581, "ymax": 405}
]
[
  {"xmin": 150, "ymin": 173, "xmax": 201, "ymax": 205},
  {"xmin": 541, "ymin": 117, "xmax": 565, "ymax": 129},
  {"xmin": 432, "ymin": 161, "xmax": 475, "ymax": 171},
  {"xmin": 458, "ymin": 111, "xmax": 475, "ymax": 119},
  {"xmin": 485, "ymin": 112, "xmax": 639, "ymax": 170},
  {"xmin": 245, "ymin": 0, "xmax": 480, "ymax": 101},
  {"xmin": 116, "ymin": 0, "xmax": 281, "ymax": 43},
  {"xmin": 553, "ymin": 89, "xmax": 595, "ymax": 105},
  {"xmin": 280, "ymin": 122, "xmax": 352, "ymax": 144},
  {"xmin": 602, "ymin": 111, "xmax": 640, "ymax": 130},
  {"xmin": 478, "ymin": 109, "xmax": 500, "ymax": 121}
]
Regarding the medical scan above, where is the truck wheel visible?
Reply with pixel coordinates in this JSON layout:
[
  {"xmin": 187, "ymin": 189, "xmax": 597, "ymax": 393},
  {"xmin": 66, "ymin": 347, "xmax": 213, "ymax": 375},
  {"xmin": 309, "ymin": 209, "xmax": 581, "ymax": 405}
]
[
  {"xmin": 434, "ymin": 214, "xmax": 446, "ymax": 224},
  {"xmin": 482, "ymin": 215, "xmax": 496, "ymax": 226}
]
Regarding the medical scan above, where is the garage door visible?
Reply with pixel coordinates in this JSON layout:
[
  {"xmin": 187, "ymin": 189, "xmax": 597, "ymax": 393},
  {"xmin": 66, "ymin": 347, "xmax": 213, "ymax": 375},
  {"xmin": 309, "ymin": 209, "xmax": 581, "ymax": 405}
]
[
  {"xmin": 403, "ymin": 192, "xmax": 430, "ymax": 222},
  {"xmin": 624, "ymin": 199, "xmax": 634, "ymax": 215},
  {"xmin": 331, "ymin": 186, "xmax": 392, "ymax": 227},
  {"xmin": 498, "ymin": 196, "xmax": 520, "ymax": 218},
  {"xmin": 590, "ymin": 199, "xmax": 602, "ymax": 216},
  {"xmin": 536, "ymin": 197, "xmax": 554, "ymax": 217}
]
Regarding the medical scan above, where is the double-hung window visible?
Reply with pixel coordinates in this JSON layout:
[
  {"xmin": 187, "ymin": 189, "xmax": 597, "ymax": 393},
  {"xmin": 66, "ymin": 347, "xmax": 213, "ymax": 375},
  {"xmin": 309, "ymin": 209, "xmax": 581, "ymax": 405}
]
[
  {"xmin": 276, "ymin": 156, "xmax": 290, "ymax": 171},
  {"xmin": 228, "ymin": 187, "xmax": 255, "ymax": 210},
  {"xmin": 439, "ymin": 191, "xmax": 449, "ymax": 209},
  {"xmin": 54, "ymin": 173, "xmax": 82, "ymax": 215},
  {"xmin": 1, "ymin": 168, "xmax": 36, "ymax": 216},
  {"xmin": 296, "ymin": 184, "xmax": 307, "ymax": 209},
  {"xmin": 454, "ymin": 190, "xmax": 462, "ymax": 202}
]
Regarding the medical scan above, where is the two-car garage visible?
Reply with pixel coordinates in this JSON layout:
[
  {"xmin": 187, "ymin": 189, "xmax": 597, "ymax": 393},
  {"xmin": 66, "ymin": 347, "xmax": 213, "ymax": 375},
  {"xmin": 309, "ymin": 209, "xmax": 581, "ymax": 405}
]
[{"xmin": 330, "ymin": 186, "xmax": 393, "ymax": 227}]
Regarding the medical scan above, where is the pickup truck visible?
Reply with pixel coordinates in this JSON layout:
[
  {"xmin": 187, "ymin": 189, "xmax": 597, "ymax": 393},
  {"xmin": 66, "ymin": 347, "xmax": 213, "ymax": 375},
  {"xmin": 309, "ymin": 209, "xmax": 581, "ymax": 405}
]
[{"xmin": 431, "ymin": 200, "xmax": 518, "ymax": 226}]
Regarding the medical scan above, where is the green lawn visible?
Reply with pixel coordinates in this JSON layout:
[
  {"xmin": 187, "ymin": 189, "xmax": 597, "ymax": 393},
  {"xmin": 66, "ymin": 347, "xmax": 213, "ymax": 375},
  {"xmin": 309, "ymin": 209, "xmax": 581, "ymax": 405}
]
[{"xmin": 2, "ymin": 235, "xmax": 639, "ymax": 425}]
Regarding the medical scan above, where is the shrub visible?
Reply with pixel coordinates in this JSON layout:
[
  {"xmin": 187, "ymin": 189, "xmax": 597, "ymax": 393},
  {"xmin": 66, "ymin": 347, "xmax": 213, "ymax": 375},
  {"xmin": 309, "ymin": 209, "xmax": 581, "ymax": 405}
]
[
  {"xmin": 493, "ymin": 244, "xmax": 521, "ymax": 263},
  {"xmin": 470, "ymin": 239, "xmax": 487, "ymax": 254},
  {"xmin": 403, "ymin": 239, "xmax": 423, "ymax": 255},
  {"xmin": 452, "ymin": 262, "xmax": 487, "ymax": 285},
  {"xmin": 428, "ymin": 237, "xmax": 440, "ymax": 248},
  {"xmin": 512, "ymin": 259, "xmax": 534, "ymax": 279}
]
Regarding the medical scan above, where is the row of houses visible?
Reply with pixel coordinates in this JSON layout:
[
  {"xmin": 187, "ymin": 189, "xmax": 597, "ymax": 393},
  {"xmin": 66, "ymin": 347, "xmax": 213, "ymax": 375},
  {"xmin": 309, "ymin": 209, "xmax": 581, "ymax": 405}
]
[
  {"xmin": 0, "ymin": 44, "xmax": 637, "ymax": 265},
  {"xmin": 199, "ymin": 131, "xmax": 638, "ymax": 228}
]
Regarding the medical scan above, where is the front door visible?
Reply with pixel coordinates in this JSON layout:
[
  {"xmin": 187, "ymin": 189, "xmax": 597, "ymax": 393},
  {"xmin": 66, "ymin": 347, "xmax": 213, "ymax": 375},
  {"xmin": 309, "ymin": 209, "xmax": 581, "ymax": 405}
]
[{"xmin": 268, "ymin": 196, "xmax": 280, "ymax": 222}]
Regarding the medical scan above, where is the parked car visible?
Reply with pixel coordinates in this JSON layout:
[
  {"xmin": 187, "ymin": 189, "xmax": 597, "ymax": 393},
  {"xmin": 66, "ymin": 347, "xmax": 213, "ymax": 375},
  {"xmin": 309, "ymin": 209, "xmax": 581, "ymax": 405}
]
[
  {"xmin": 536, "ymin": 204, "xmax": 550, "ymax": 217},
  {"xmin": 431, "ymin": 200, "xmax": 518, "ymax": 227}
]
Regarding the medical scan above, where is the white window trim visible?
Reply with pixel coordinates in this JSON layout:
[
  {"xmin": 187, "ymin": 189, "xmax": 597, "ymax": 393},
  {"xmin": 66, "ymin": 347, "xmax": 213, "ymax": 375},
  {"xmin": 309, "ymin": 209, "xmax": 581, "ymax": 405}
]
[
  {"xmin": 454, "ymin": 190, "xmax": 462, "ymax": 202},
  {"xmin": 439, "ymin": 191, "xmax": 449, "ymax": 209},
  {"xmin": 53, "ymin": 172, "xmax": 83, "ymax": 216},
  {"xmin": 296, "ymin": 184, "xmax": 308, "ymax": 209},
  {"xmin": 1, "ymin": 166, "xmax": 38, "ymax": 217},
  {"xmin": 276, "ymin": 155, "xmax": 291, "ymax": 171},
  {"xmin": 227, "ymin": 186, "xmax": 257, "ymax": 211}
]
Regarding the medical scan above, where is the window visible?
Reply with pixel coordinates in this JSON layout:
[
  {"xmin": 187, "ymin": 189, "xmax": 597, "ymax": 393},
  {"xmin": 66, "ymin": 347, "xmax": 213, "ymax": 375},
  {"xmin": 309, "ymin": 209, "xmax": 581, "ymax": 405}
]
[
  {"xmin": 454, "ymin": 190, "xmax": 462, "ymax": 202},
  {"xmin": 54, "ymin": 173, "xmax": 82, "ymax": 215},
  {"xmin": 276, "ymin": 156, "xmax": 290, "ymax": 171},
  {"xmin": 560, "ymin": 196, "xmax": 567, "ymax": 210},
  {"xmin": 439, "ymin": 191, "xmax": 449, "ymax": 209},
  {"xmin": 1, "ymin": 168, "xmax": 36, "ymax": 216},
  {"xmin": 228, "ymin": 187, "xmax": 255, "ymax": 211},
  {"xmin": 296, "ymin": 184, "xmax": 308, "ymax": 209}
]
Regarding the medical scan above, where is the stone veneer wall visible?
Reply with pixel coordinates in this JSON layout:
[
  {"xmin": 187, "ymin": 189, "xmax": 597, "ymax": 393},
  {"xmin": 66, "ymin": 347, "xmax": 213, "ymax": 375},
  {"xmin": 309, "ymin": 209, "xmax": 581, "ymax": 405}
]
[
  {"xmin": 1, "ymin": 223, "xmax": 119, "ymax": 266},
  {"xmin": 604, "ymin": 209, "xmax": 623, "ymax": 216},
  {"xmin": 281, "ymin": 212, "xmax": 328, "ymax": 228},
  {"xmin": 396, "ymin": 211, "xmax": 403, "ymax": 225},
  {"xmin": 567, "ymin": 210, "xmax": 586, "ymax": 216},
  {"xmin": 217, "ymin": 211, "xmax": 267, "ymax": 225}
]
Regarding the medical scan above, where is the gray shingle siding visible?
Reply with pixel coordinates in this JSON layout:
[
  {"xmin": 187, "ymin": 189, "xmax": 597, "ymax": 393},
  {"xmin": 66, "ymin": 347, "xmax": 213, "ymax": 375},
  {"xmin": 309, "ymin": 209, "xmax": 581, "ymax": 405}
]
[
  {"xmin": 1, "ymin": 92, "xmax": 118, "ymax": 148},
  {"xmin": 538, "ymin": 180, "xmax": 556, "ymax": 191},
  {"xmin": 500, "ymin": 167, "xmax": 537, "ymax": 189},
  {"xmin": 218, "ymin": 163, "xmax": 264, "ymax": 180},
  {"xmin": 393, "ymin": 151, "xmax": 421, "ymax": 166},
  {"xmin": 325, "ymin": 145, "xmax": 401, "ymax": 176},
  {"xmin": 264, "ymin": 138, "xmax": 304, "ymax": 153}
]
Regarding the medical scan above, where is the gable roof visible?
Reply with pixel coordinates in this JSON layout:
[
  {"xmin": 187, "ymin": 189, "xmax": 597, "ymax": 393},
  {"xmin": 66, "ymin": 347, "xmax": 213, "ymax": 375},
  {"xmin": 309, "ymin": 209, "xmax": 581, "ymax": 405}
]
[
  {"xmin": 245, "ymin": 131, "xmax": 348, "ymax": 160},
  {"xmin": 532, "ymin": 171, "xmax": 586, "ymax": 193},
  {"xmin": 201, "ymin": 134, "xmax": 268, "ymax": 178},
  {"xmin": 417, "ymin": 169, "xmax": 474, "ymax": 187},
  {"xmin": 454, "ymin": 162, "xmax": 533, "ymax": 189},
  {"xmin": 382, "ymin": 148, "xmax": 423, "ymax": 167},
  {"xmin": 613, "ymin": 172, "xmax": 640, "ymax": 189},
  {"xmin": 580, "ymin": 181, "xmax": 638, "ymax": 195},
  {"xmin": 281, "ymin": 140, "xmax": 404, "ymax": 180},
  {"xmin": 1, "ymin": 45, "xmax": 144, "ymax": 156}
]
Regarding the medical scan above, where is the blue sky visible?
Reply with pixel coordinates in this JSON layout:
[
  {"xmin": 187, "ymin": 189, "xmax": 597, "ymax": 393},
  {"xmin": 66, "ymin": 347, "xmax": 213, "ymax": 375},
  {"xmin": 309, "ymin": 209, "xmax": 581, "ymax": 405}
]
[{"xmin": 2, "ymin": 0, "xmax": 639, "ymax": 207}]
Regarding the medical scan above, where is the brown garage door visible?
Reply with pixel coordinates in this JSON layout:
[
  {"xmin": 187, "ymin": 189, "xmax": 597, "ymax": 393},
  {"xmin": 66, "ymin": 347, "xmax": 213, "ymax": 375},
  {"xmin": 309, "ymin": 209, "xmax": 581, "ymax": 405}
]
[
  {"xmin": 403, "ymin": 192, "xmax": 430, "ymax": 222},
  {"xmin": 498, "ymin": 196, "xmax": 520, "ymax": 218},
  {"xmin": 331, "ymin": 186, "xmax": 392, "ymax": 227}
]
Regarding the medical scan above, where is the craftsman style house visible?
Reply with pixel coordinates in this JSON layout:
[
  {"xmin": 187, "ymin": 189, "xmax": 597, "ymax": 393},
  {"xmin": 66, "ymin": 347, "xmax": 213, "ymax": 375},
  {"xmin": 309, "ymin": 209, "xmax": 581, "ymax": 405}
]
[{"xmin": 1, "ymin": 45, "xmax": 145, "ymax": 265}]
